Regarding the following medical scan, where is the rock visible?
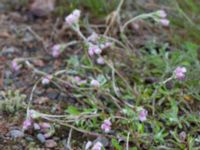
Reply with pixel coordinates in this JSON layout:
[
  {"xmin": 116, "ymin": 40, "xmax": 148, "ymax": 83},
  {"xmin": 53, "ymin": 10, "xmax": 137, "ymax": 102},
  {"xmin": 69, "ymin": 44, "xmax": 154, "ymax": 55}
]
[
  {"xmin": 1, "ymin": 47, "xmax": 17, "ymax": 56},
  {"xmin": 30, "ymin": 0, "xmax": 55, "ymax": 17},
  {"xmin": 45, "ymin": 139, "xmax": 57, "ymax": 148},
  {"xmin": 10, "ymin": 130, "xmax": 24, "ymax": 138},
  {"xmin": 25, "ymin": 136, "xmax": 34, "ymax": 142},
  {"xmin": 0, "ymin": 3, "xmax": 6, "ymax": 13},
  {"xmin": 37, "ymin": 133, "xmax": 46, "ymax": 143},
  {"xmin": 9, "ymin": 12, "xmax": 25, "ymax": 22}
]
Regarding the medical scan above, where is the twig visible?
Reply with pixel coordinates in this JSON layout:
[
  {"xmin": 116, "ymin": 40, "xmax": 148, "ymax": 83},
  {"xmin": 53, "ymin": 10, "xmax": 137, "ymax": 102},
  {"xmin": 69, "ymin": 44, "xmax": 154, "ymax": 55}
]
[
  {"xmin": 26, "ymin": 26, "xmax": 47, "ymax": 52},
  {"xmin": 121, "ymin": 13, "xmax": 154, "ymax": 32},
  {"xmin": 126, "ymin": 132, "xmax": 130, "ymax": 150},
  {"xmin": 66, "ymin": 128, "xmax": 73, "ymax": 150},
  {"xmin": 104, "ymin": 0, "xmax": 124, "ymax": 35}
]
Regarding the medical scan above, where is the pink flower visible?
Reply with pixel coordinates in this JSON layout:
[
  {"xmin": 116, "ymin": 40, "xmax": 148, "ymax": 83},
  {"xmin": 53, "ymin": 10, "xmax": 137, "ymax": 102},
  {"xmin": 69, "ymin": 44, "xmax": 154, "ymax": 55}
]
[
  {"xmin": 157, "ymin": 10, "xmax": 167, "ymax": 18},
  {"xmin": 88, "ymin": 48, "xmax": 95, "ymax": 56},
  {"xmin": 174, "ymin": 67, "xmax": 187, "ymax": 80},
  {"xmin": 97, "ymin": 57, "xmax": 105, "ymax": 65},
  {"xmin": 92, "ymin": 142, "xmax": 103, "ymax": 150},
  {"xmin": 139, "ymin": 109, "xmax": 148, "ymax": 122},
  {"xmin": 101, "ymin": 119, "xmax": 112, "ymax": 133},
  {"xmin": 90, "ymin": 79, "xmax": 100, "ymax": 87},
  {"xmin": 160, "ymin": 19, "xmax": 170, "ymax": 26},
  {"xmin": 11, "ymin": 59, "xmax": 21, "ymax": 71},
  {"xmin": 52, "ymin": 44, "xmax": 62, "ymax": 57},
  {"xmin": 22, "ymin": 119, "xmax": 32, "ymax": 130},
  {"xmin": 41, "ymin": 75, "xmax": 52, "ymax": 85},
  {"xmin": 65, "ymin": 9, "xmax": 81, "ymax": 26},
  {"xmin": 88, "ymin": 44, "xmax": 102, "ymax": 55}
]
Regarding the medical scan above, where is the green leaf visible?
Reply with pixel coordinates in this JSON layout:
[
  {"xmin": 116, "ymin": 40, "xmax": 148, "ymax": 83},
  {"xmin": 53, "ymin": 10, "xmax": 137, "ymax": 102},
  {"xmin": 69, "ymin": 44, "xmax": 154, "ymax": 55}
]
[
  {"xmin": 111, "ymin": 138, "xmax": 123, "ymax": 150},
  {"xmin": 66, "ymin": 106, "xmax": 80, "ymax": 115}
]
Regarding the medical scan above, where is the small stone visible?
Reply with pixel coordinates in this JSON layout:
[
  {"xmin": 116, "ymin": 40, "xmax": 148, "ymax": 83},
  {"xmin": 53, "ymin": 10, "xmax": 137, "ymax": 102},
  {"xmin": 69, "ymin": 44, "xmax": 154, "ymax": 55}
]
[
  {"xmin": 45, "ymin": 139, "xmax": 57, "ymax": 148},
  {"xmin": 25, "ymin": 136, "xmax": 34, "ymax": 142},
  {"xmin": 10, "ymin": 130, "xmax": 24, "ymax": 138},
  {"xmin": 30, "ymin": 0, "xmax": 55, "ymax": 17},
  {"xmin": 37, "ymin": 133, "xmax": 46, "ymax": 143}
]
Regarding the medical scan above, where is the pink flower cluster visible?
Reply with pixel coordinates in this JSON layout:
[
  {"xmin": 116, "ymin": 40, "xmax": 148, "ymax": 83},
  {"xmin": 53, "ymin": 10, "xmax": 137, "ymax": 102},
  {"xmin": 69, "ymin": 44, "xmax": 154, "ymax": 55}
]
[
  {"xmin": 23, "ymin": 110, "xmax": 51, "ymax": 134},
  {"xmin": 156, "ymin": 10, "xmax": 170, "ymax": 26},
  {"xmin": 139, "ymin": 108, "xmax": 148, "ymax": 122},
  {"xmin": 174, "ymin": 66, "xmax": 187, "ymax": 80},
  {"xmin": 87, "ymin": 33, "xmax": 112, "ymax": 65},
  {"xmin": 65, "ymin": 9, "xmax": 81, "ymax": 26},
  {"xmin": 88, "ymin": 44, "xmax": 102, "ymax": 56},
  {"xmin": 101, "ymin": 119, "xmax": 112, "ymax": 132}
]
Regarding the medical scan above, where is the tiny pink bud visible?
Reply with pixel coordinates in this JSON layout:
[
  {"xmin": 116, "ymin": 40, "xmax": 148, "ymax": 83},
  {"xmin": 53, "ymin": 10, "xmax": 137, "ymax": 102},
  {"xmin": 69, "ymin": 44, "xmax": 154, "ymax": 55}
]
[
  {"xmin": 139, "ymin": 109, "xmax": 148, "ymax": 122},
  {"xmin": 22, "ymin": 119, "xmax": 32, "ymax": 130},
  {"xmin": 101, "ymin": 119, "xmax": 112, "ymax": 133},
  {"xmin": 44, "ymin": 132, "xmax": 52, "ymax": 138},
  {"xmin": 74, "ymin": 76, "xmax": 87, "ymax": 85},
  {"xmin": 160, "ymin": 19, "xmax": 170, "ymax": 26},
  {"xmin": 97, "ymin": 57, "xmax": 105, "ymax": 65},
  {"xmin": 157, "ymin": 10, "xmax": 167, "ymax": 18},
  {"xmin": 88, "ymin": 48, "xmax": 95, "ymax": 56},
  {"xmin": 41, "ymin": 75, "xmax": 52, "ymax": 85},
  {"xmin": 179, "ymin": 131, "xmax": 186, "ymax": 141},
  {"xmin": 52, "ymin": 44, "xmax": 62, "ymax": 57},
  {"xmin": 88, "ymin": 44, "xmax": 102, "ymax": 55},
  {"xmin": 132, "ymin": 23, "xmax": 140, "ymax": 30},
  {"xmin": 65, "ymin": 9, "xmax": 81, "ymax": 26},
  {"xmin": 174, "ymin": 67, "xmax": 187, "ymax": 80},
  {"xmin": 74, "ymin": 76, "xmax": 81, "ymax": 82},
  {"xmin": 90, "ymin": 79, "xmax": 100, "ymax": 87}
]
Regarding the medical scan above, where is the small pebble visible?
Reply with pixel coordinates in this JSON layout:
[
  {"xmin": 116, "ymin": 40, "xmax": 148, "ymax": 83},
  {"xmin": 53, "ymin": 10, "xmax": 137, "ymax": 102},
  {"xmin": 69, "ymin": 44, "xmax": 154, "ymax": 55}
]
[
  {"xmin": 10, "ymin": 130, "xmax": 24, "ymax": 138},
  {"xmin": 45, "ymin": 139, "xmax": 57, "ymax": 148},
  {"xmin": 37, "ymin": 133, "xmax": 46, "ymax": 143}
]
